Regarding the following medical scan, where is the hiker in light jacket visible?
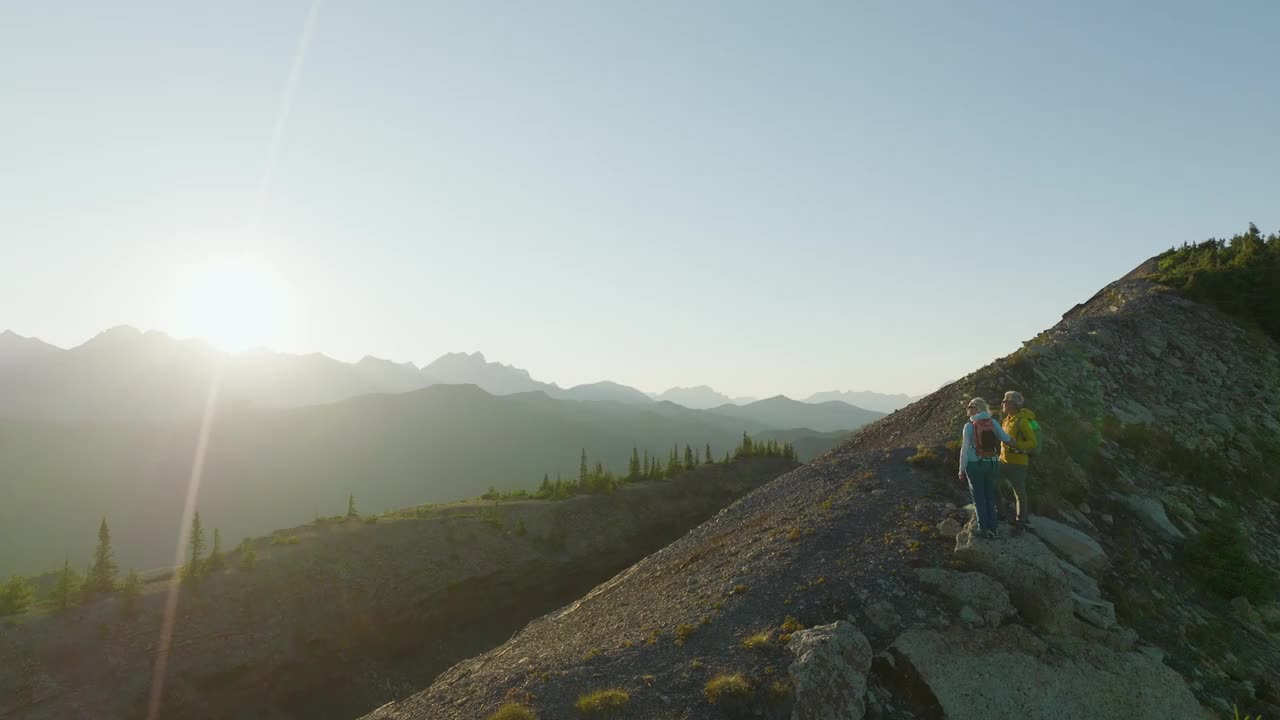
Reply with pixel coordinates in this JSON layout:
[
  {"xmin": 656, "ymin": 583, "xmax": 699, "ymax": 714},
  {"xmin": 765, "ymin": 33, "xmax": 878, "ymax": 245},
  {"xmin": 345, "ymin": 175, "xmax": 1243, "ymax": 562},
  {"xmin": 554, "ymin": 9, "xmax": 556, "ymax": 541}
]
[
  {"xmin": 999, "ymin": 390, "xmax": 1038, "ymax": 535},
  {"xmin": 959, "ymin": 397, "xmax": 1016, "ymax": 539}
]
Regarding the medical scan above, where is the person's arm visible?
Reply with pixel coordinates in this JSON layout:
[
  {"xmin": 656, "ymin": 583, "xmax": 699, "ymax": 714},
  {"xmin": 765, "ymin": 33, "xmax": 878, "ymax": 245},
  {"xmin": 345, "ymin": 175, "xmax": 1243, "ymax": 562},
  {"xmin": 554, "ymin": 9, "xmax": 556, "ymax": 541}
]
[
  {"xmin": 958, "ymin": 423, "xmax": 972, "ymax": 477},
  {"xmin": 995, "ymin": 421, "xmax": 1016, "ymax": 445}
]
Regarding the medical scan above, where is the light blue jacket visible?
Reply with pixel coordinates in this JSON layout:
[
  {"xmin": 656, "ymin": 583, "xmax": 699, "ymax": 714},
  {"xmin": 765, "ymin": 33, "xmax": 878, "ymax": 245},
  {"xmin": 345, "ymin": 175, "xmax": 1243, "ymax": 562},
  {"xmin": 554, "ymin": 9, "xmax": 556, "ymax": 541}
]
[{"xmin": 958, "ymin": 411, "xmax": 1015, "ymax": 476}]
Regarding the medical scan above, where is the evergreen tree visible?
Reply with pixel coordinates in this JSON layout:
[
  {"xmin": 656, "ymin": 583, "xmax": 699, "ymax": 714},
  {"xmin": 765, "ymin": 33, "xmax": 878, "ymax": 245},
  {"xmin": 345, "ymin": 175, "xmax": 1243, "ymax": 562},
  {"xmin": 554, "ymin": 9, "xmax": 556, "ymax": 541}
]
[
  {"xmin": 578, "ymin": 449, "xmax": 590, "ymax": 488},
  {"xmin": 238, "ymin": 545, "xmax": 257, "ymax": 571},
  {"xmin": 347, "ymin": 494, "xmax": 359, "ymax": 518},
  {"xmin": 185, "ymin": 512, "xmax": 206, "ymax": 582},
  {"xmin": 120, "ymin": 569, "xmax": 142, "ymax": 616},
  {"xmin": 706, "ymin": 443, "xmax": 713, "ymax": 465},
  {"xmin": 48, "ymin": 557, "xmax": 81, "ymax": 612},
  {"xmin": 0, "ymin": 576, "xmax": 33, "ymax": 617},
  {"xmin": 642, "ymin": 452, "xmax": 651, "ymax": 478},
  {"xmin": 723, "ymin": 450, "xmax": 731, "ymax": 464},
  {"xmin": 628, "ymin": 447, "xmax": 641, "ymax": 481},
  {"xmin": 85, "ymin": 517, "xmax": 118, "ymax": 599},
  {"xmin": 537, "ymin": 473, "xmax": 553, "ymax": 498},
  {"xmin": 684, "ymin": 444, "xmax": 695, "ymax": 470},
  {"xmin": 206, "ymin": 528, "xmax": 226, "ymax": 573}
]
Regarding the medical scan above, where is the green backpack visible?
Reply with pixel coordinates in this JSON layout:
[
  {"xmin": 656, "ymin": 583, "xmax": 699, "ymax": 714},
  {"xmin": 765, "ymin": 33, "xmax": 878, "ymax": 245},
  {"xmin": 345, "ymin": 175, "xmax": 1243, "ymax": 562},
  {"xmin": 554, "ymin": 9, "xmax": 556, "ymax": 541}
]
[{"xmin": 1022, "ymin": 417, "xmax": 1043, "ymax": 456}]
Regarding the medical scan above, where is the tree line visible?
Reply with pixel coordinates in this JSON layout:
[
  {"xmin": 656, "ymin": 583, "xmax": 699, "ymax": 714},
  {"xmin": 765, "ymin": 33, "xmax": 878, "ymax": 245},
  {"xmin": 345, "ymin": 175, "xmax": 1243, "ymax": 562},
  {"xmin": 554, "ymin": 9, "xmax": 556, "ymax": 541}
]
[
  {"xmin": 481, "ymin": 433, "xmax": 798, "ymax": 503},
  {"xmin": 0, "ymin": 511, "xmax": 235, "ymax": 619}
]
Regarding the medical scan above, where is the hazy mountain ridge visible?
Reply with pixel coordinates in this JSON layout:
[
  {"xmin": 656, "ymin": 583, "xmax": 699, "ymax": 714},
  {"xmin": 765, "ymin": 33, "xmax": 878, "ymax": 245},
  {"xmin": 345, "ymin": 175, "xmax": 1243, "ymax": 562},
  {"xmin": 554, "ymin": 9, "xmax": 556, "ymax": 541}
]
[
  {"xmin": 804, "ymin": 388, "xmax": 922, "ymax": 413},
  {"xmin": 650, "ymin": 385, "xmax": 757, "ymax": 409},
  {"xmin": 0, "ymin": 383, "xmax": 871, "ymax": 576},
  {"xmin": 705, "ymin": 394, "xmax": 885, "ymax": 433}
]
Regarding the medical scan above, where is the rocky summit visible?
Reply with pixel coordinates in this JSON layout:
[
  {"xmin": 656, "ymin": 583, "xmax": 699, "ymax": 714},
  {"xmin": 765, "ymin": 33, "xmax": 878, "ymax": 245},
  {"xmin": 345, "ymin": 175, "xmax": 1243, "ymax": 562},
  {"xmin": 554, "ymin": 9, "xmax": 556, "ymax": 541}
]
[{"xmin": 362, "ymin": 265, "xmax": 1280, "ymax": 720}]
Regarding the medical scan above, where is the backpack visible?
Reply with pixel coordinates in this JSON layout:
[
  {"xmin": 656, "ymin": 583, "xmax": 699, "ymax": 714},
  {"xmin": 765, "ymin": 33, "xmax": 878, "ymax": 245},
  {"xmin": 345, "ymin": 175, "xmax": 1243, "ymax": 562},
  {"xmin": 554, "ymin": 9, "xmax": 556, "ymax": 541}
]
[
  {"xmin": 971, "ymin": 418, "xmax": 1000, "ymax": 459},
  {"xmin": 1023, "ymin": 417, "xmax": 1043, "ymax": 456}
]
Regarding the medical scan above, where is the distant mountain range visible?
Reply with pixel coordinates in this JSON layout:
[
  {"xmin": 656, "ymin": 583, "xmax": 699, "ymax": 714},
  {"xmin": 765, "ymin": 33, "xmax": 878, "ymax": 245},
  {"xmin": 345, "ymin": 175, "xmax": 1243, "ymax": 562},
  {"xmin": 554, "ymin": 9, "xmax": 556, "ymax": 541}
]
[
  {"xmin": 0, "ymin": 383, "xmax": 881, "ymax": 576},
  {"xmin": 0, "ymin": 327, "xmax": 906, "ymax": 421},
  {"xmin": 0, "ymin": 326, "xmax": 902, "ymax": 575},
  {"xmin": 648, "ymin": 385, "xmax": 757, "ymax": 409}
]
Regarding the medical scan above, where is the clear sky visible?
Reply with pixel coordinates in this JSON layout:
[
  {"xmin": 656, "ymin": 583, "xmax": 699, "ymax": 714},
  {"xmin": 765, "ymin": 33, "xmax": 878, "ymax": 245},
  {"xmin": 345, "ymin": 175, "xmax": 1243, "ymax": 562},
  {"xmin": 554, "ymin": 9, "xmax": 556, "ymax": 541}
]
[{"xmin": 3, "ymin": 1, "xmax": 1277, "ymax": 398}]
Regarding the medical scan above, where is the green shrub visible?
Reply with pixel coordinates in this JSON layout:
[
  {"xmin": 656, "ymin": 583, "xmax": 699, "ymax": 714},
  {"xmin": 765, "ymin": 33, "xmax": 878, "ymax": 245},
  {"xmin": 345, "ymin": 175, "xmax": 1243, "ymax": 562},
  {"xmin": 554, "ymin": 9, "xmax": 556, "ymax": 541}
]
[
  {"xmin": 487, "ymin": 703, "xmax": 536, "ymax": 720},
  {"xmin": 1152, "ymin": 224, "xmax": 1280, "ymax": 343},
  {"xmin": 906, "ymin": 445, "xmax": 940, "ymax": 466},
  {"xmin": 704, "ymin": 674, "xmax": 752, "ymax": 704},
  {"xmin": 1185, "ymin": 507, "xmax": 1277, "ymax": 603},
  {"xmin": 675, "ymin": 623, "xmax": 697, "ymax": 645},
  {"xmin": 270, "ymin": 535, "xmax": 299, "ymax": 546},
  {"xmin": 574, "ymin": 689, "xmax": 629, "ymax": 714},
  {"xmin": 741, "ymin": 631, "xmax": 771, "ymax": 650}
]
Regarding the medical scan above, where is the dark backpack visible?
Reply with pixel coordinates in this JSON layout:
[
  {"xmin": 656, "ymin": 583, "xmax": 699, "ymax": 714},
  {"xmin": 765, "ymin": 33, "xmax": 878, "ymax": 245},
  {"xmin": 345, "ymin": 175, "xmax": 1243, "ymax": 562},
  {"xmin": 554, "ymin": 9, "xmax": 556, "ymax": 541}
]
[{"xmin": 971, "ymin": 418, "xmax": 1000, "ymax": 459}]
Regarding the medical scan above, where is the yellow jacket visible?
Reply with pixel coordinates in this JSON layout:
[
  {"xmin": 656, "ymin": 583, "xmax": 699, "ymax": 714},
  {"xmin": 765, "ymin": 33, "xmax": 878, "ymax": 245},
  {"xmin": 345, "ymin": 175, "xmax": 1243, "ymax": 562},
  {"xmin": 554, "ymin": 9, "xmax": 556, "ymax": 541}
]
[{"xmin": 1000, "ymin": 409, "xmax": 1038, "ymax": 465}]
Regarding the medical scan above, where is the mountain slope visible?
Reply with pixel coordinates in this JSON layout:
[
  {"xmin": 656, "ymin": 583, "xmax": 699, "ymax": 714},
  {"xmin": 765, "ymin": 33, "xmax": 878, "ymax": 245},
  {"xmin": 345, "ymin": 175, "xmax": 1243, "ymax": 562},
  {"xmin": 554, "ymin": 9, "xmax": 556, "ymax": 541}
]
[
  {"xmin": 0, "ymin": 330, "xmax": 60, "ymax": 369},
  {"xmin": 362, "ymin": 264, "xmax": 1280, "ymax": 719},
  {"xmin": 804, "ymin": 389, "xmax": 920, "ymax": 413},
  {"xmin": 706, "ymin": 394, "xmax": 884, "ymax": 432},
  {"xmin": 652, "ymin": 385, "xmax": 756, "ymax": 409}
]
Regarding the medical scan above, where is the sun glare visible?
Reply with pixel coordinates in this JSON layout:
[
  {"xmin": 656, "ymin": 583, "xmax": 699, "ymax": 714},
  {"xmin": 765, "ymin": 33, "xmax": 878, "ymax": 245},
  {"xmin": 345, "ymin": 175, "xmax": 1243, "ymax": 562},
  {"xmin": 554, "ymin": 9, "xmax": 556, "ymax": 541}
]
[{"xmin": 173, "ymin": 256, "xmax": 297, "ymax": 353}]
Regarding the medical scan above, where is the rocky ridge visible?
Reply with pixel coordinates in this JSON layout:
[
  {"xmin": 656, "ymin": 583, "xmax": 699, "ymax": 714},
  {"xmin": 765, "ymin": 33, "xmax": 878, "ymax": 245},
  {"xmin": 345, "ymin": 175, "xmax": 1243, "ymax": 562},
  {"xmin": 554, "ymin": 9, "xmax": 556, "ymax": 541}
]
[{"xmin": 363, "ymin": 267, "xmax": 1280, "ymax": 719}]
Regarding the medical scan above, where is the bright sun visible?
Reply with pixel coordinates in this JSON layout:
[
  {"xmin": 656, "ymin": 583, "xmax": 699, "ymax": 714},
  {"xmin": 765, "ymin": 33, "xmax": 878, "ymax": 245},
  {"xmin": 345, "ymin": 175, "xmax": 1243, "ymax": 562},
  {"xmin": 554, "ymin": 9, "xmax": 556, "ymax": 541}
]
[{"xmin": 173, "ymin": 255, "xmax": 297, "ymax": 353}]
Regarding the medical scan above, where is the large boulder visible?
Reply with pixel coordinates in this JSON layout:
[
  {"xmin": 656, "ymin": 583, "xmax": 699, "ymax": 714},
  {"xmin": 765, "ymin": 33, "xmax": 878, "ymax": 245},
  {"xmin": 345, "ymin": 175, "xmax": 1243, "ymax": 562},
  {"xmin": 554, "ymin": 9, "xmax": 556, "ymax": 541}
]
[
  {"xmin": 787, "ymin": 621, "xmax": 873, "ymax": 720},
  {"xmin": 1057, "ymin": 557, "xmax": 1102, "ymax": 601},
  {"xmin": 886, "ymin": 625, "xmax": 1206, "ymax": 720},
  {"xmin": 1029, "ymin": 515, "xmax": 1109, "ymax": 576},
  {"xmin": 912, "ymin": 567, "xmax": 1014, "ymax": 621},
  {"xmin": 1071, "ymin": 592, "xmax": 1117, "ymax": 629},
  {"xmin": 953, "ymin": 525, "xmax": 1074, "ymax": 632},
  {"xmin": 1110, "ymin": 493, "xmax": 1186, "ymax": 542}
]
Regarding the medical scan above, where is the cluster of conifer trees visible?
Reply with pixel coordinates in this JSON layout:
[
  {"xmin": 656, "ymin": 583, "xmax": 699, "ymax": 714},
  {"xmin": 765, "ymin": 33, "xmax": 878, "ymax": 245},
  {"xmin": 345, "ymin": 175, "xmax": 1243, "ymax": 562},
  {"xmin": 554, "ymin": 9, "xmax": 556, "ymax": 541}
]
[
  {"xmin": 0, "ymin": 512, "xmax": 232, "ymax": 618},
  {"xmin": 482, "ymin": 432, "xmax": 798, "ymax": 502}
]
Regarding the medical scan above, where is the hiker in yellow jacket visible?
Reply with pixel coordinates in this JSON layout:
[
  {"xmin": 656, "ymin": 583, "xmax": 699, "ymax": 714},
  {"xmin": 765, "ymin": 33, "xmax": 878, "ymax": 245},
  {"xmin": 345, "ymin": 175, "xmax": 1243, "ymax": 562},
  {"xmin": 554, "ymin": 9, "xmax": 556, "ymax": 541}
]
[{"xmin": 999, "ymin": 390, "xmax": 1038, "ymax": 535}]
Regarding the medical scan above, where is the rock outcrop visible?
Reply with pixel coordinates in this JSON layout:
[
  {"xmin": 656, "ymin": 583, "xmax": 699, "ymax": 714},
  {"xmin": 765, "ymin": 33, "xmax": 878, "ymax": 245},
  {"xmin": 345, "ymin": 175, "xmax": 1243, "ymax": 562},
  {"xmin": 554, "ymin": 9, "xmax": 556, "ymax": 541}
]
[
  {"xmin": 886, "ymin": 625, "xmax": 1207, "ymax": 720},
  {"xmin": 786, "ymin": 621, "xmax": 872, "ymax": 720}
]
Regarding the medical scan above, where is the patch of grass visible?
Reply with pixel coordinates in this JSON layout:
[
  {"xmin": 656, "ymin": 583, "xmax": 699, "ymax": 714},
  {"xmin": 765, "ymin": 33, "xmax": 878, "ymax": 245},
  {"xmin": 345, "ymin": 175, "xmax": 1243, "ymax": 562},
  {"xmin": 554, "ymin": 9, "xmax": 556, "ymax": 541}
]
[
  {"xmin": 906, "ymin": 445, "xmax": 941, "ymax": 466},
  {"xmin": 270, "ymin": 535, "xmax": 299, "ymax": 546},
  {"xmin": 787, "ymin": 527, "xmax": 802, "ymax": 542},
  {"xmin": 768, "ymin": 679, "xmax": 792, "ymax": 702},
  {"xmin": 620, "ymin": 639, "xmax": 634, "ymax": 649},
  {"xmin": 704, "ymin": 674, "xmax": 752, "ymax": 705},
  {"xmin": 730, "ymin": 584, "xmax": 748, "ymax": 595},
  {"xmin": 675, "ymin": 624, "xmax": 697, "ymax": 645},
  {"xmin": 690, "ymin": 658, "xmax": 704, "ymax": 669},
  {"xmin": 640, "ymin": 674, "xmax": 656, "ymax": 686},
  {"xmin": 487, "ymin": 703, "xmax": 537, "ymax": 720},
  {"xmin": 646, "ymin": 629, "xmax": 660, "ymax": 645},
  {"xmin": 780, "ymin": 616, "xmax": 804, "ymax": 633},
  {"xmin": 583, "ymin": 647, "xmax": 601, "ymax": 661},
  {"xmin": 700, "ymin": 614, "xmax": 712, "ymax": 626},
  {"xmin": 574, "ymin": 689, "xmax": 629, "ymax": 714},
  {"xmin": 741, "ymin": 631, "xmax": 772, "ymax": 650}
]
